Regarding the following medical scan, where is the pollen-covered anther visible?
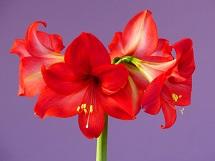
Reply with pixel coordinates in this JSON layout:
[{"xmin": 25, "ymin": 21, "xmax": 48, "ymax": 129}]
[
  {"xmin": 171, "ymin": 93, "xmax": 182, "ymax": 102},
  {"xmin": 89, "ymin": 105, "xmax": 93, "ymax": 113},
  {"xmin": 76, "ymin": 106, "xmax": 81, "ymax": 112},
  {"xmin": 76, "ymin": 104, "xmax": 94, "ymax": 116}
]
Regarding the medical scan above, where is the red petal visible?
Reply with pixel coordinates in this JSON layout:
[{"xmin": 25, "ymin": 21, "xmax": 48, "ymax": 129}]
[
  {"xmin": 150, "ymin": 38, "xmax": 173, "ymax": 61},
  {"xmin": 101, "ymin": 77, "xmax": 140, "ymax": 119},
  {"xmin": 144, "ymin": 98, "xmax": 161, "ymax": 115},
  {"xmin": 126, "ymin": 64, "xmax": 148, "ymax": 90},
  {"xmin": 26, "ymin": 21, "xmax": 63, "ymax": 58},
  {"xmin": 143, "ymin": 74, "xmax": 166, "ymax": 114},
  {"xmin": 65, "ymin": 33, "xmax": 110, "ymax": 76},
  {"xmin": 173, "ymin": 38, "xmax": 195, "ymax": 78},
  {"xmin": 42, "ymin": 63, "xmax": 87, "ymax": 95},
  {"xmin": 122, "ymin": 10, "xmax": 158, "ymax": 57},
  {"xmin": 18, "ymin": 57, "xmax": 63, "ymax": 96},
  {"xmin": 131, "ymin": 58, "xmax": 175, "ymax": 83},
  {"xmin": 124, "ymin": 61, "xmax": 172, "ymax": 111},
  {"xmin": 10, "ymin": 21, "xmax": 64, "ymax": 96},
  {"xmin": 34, "ymin": 87, "xmax": 86, "ymax": 118},
  {"xmin": 94, "ymin": 64, "xmax": 128, "ymax": 95},
  {"xmin": 161, "ymin": 100, "xmax": 177, "ymax": 129},
  {"xmin": 10, "ymin": 39, "xmax": 30, "ymax": 57},
  {"xmin": 78, "ymin": 102, "xmax": 105, "ymax": 139},
  {"xmin": 162, "ymin": 38, "xmax": 195, "ymax": 106},
  {"xmin": 162, "ymin": 77, "xmax": 192, "ymax": 106},
  {"xmin": 108, "ymin": 32, "xmax": 125, "ymax": 59},
  {"xmin": 37, "ymin": 31, "xmax": 64, "ymax": 52}
]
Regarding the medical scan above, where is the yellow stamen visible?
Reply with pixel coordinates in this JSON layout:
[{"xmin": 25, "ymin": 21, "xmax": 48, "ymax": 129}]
[
  {"xmin": 84, "ymin": 108, "xmax": 87, "ymax": 114},
  {"xmin": 77, "ymin": 106, "xmax": 81, "ymax": 112},
  {"xmin": 172, "ymin": 93, "xmax": 182, "ymax": 102},
  {"xmin": 81, "ymin": 103, "xmax": 87, "ymax": 109},
  {"xmin": 89, "ymin": 105, "xmax": 93, "ymax": 113},
  {"xmin": 77, "ymin": 104, "xmax": 94, "ymax": 128}
]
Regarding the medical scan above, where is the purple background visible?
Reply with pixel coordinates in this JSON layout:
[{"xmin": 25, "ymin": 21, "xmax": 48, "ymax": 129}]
[{"xmin": 0, "ymin": 0, "xmax": 214, "ymax": 161}]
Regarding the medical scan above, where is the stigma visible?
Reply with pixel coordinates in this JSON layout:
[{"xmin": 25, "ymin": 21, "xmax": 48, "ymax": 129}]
[
  {"xmin": 171, "ymin": 93, "xmax": 182, "ymax": 102},
  {"xmin": 180, "ymin": 108, "xmax": 185, "ymax": 115}
]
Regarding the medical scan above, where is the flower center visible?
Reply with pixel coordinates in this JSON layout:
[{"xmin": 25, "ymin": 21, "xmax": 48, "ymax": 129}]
[
  {"xmin": 91, "ymin": 75, "xmax": 100, "ymax": 85},
  {"xmin": 83, "ymin": 74, "xmax": 100, "ymax": 86}
]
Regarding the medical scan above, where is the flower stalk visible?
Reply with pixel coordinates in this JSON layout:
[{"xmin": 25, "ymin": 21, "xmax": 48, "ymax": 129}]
[{"xmin": 96, "ymin": 115, "xmax": 108, "ymax": 161}]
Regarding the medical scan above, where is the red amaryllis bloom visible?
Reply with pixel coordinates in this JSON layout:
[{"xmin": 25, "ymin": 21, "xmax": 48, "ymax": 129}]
[
  {"xmin": 109, "ymin": 10, "xmax": 176, "ymax": 105},
  {"xmin": 34, "ymin": 33, "xmax": 138, "ymax": 138},
  {"xmin": 143, "ymin": 39, "xmax": 195, "ymax": 128},
  {"xmin": 10, "ymin": 21, "xmax": 64, "ymax": 96}
]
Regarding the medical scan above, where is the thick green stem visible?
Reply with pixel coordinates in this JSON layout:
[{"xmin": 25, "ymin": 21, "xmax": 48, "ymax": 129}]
[{"xmin": 96, "ymin": 116, "xmax": 108, "ymax": 161}]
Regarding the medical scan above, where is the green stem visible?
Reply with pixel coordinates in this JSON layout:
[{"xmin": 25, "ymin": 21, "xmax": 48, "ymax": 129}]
[{"xmin": 96, "ymin": 115, "xmax": 108, "ymax": 161}]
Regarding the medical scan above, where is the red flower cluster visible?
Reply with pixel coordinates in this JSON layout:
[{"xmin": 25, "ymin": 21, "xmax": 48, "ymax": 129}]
[{"xmin": 11, "ymin": 10, "xmax": 195, "ymax": 138}]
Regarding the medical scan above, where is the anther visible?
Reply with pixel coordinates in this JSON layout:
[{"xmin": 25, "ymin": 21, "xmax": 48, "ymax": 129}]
[
  {"xmin": 89, "ymin": 105, "xmax": 93, "ymax": 113},
  {"xmin": 172, "ymin": 93, "xmax": 182, "ymax": 102},
  {"xmin": 81, "ymin": 104, "xmax": 87, "ymax": 109},
  {"xmin": 77, "ymin": 106, "xmax": 81, "ymax": 112}
]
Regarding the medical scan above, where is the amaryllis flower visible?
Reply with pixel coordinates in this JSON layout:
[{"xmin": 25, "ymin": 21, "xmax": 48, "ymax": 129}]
[
  {"xmin": 109, "ymin": 10, "xmax": 195, "ymax": 128},
  {"xmin": 34, "ymin": 33, "xmax": 139, "ymax": 138},
  {"xmin": 10, "ymin": 21, "xmax": 64, "ymax": 96},
  {"xmin": 143, "ymin": 39, "xmax": 195, "ymax": 128},
  {"xmin": 109, "ymin": 10, "xmax": 176, "ymax": 105}
]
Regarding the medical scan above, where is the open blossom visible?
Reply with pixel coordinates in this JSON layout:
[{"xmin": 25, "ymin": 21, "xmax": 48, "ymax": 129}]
[
  {"xmin": 143, "ymin": 39, "xmax": 195, "ymax": 128},
  {"xmin": 109, "ymin": 10, "xmax": 195, "ymax": 127},
  {"xmin": 109, "ymin": 10, "xmax": 176, "ymax": 110},
  {"xmin": 11, "ymin": 9, "xmax": 195, "ymax": 140},
  {"xmin": 34, "ymin": 33, "xmax": 139, "ymax": 138},
  {"xmin": 10, "ymin": 21, "xmax": 64, "ymax": 96}
]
